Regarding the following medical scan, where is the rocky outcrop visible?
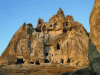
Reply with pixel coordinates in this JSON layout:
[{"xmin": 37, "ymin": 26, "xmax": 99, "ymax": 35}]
[
  {"xmin": 89, "ymin": 0, "xmax": 100, "ymax": 53},
  {"xmin": 0, "ymin": 8, "xmax": 89, "ymax": 75},
  {"xmin": 88, "ymin": 0, "xmax": 100, "ymax": 74},
  {"xmin": 62, "ymin": 0, "xmax": 100, "ymax": 75},
  {"xmin": 0, "ymin": 23, "xmax": 34, "ymax": 65}
]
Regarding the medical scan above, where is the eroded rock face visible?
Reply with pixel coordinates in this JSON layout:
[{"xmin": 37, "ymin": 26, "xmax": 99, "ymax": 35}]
[
  {"xmin": 66, "ymin": 0, "xmax": 100, "ymax": 75},
  {"xmin": 0, "ymin": 8, "xmax": 89, "ymax": 68},
  {"xmin": 89, "ymin": 0, "xmax": 100, "ymax": 74},
  {"xmin": 89, "ymin": 0, "xmax": 100, "ymax": 53}
]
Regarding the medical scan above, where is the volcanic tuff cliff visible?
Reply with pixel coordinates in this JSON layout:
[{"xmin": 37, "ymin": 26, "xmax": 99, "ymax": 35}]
[
  {"xmin": 62, "ymin": 0, "xmax": 100, "ymax": 75},
  {"xmin": 0, "ymin": 8, "xmax": 89, "ymax": 67}
]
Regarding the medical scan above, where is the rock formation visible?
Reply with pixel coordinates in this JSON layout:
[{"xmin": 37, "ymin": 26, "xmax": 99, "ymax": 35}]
[
  {"xmin": 89, "ymin": 0, "xmax": 100, "ymax": 53},
  {"xmin": 0, "ymin": 8, "xmax": 89, "ymax": 68},
  {"xmin": 88, "ymin": 0, "xmax": 100, "ymax": 74},
  {"xmin": 62, "ymin": 0, "xmax": 100, "ymax": 75}
]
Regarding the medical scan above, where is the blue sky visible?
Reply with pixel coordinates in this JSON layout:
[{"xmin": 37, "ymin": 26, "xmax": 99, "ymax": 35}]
[{"xmin": 0, "ymin": 0, "xmax": 95, "ymax": 56}]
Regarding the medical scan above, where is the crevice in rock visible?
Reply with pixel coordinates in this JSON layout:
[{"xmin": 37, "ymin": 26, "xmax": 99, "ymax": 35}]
[{"xmin": 57, "ymin": 43, "xmax": 60, "ymax": 50}]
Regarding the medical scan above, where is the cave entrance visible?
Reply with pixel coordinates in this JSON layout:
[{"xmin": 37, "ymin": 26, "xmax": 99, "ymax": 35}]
[
  {"xmin": 63, "ymin": 29, "xmax": 67, "ymax": 33},
  {"xmin": 36, "ymin": 61, "xmax": 40, "ymax": 65},
  {"xmin": 61, "ymin": 59, "xmax": 64, "ymax": 63},
  {"xmin": 35, "ymin": 28, "xmax": 41, "ymax": 32},
  {"xmin": 15, "ymin": 59, "xmax": 24, "ymax": 64},
  {"xmin": 57, "ymin": 43, "xmax": 60, "ymax": 50},
  {"xmin": 50, "ymin": 24, "xmax": 52, "ymax": 27},
  {"xmin": 67, "ymin": 59, "xmax": 70, "ymax": 63},
  {"xmin": 39, "ymin": 21, "xmax": 41, "ymax": 24},
  {"xmin": 30, "ymin": 62, "xmax": 34, "ymax": 64},
  {"xmin": 45, "ymin": 53, "xmax": 48, "ymax": 56},
  {"xmin": 44, "ymin": 59, "xmax": 49, "ymax": 63}
]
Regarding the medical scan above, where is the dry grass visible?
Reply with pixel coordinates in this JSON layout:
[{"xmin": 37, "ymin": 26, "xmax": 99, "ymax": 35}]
[{"xmin": 0, "ymin": 64, "xmax": 84, "ymax": 75}]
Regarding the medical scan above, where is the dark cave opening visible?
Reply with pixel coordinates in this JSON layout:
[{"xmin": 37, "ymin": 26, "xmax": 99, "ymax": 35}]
[
  {"xmin": 15, "ymin": 59, "xmax": 24, "ymax": 64},
  {"xmin": 61, "ymin": 59, "xmax": 64, "ymax": 63},
  {"xmin": 45, "ymin": 53, "xmax": 48, "ymax": 56},
  {"xmin": 39, "ymin": 21, "xmax": 41, "ymax": 24},
  {"xmin": 50, "ymin": 24, "xmax": 52, "ymax": 27},
  {"xmin": 44, "ymin": 59, "xmax": 49, "ymax": 63},
  {"xmin": 35, "ymin": 28, "xmax": 41, "ymax": 32},
  {"xmin": 65, "ymin": 22, "xmax": 68, "ymax": 26},
  {"xmin": 30, "ymin": 62, "xmax": 34, "ymax": 64},
  {"xmin": 57, "ymin": 43, "xmax": 60, "ymax": 50},
  {"xmin": 63, "ymin": 29, "xmax": 67, "ymax": 33},
  {"xmin": 36, "ymin": 61, "xmax": 40, "ymax": 65},
  {"xmin": 67, "ymin": 59, "xmax": 70, "ymax": 63}
]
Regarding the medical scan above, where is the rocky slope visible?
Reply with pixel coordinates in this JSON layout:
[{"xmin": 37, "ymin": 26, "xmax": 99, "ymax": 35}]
[{"xmin": 0, "ymin": 8, "xmax": 89, "ymax": 75}]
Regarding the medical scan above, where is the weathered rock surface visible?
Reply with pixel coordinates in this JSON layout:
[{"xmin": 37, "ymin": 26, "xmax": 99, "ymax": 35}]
[
  {"xmin": 0, "ymin": 8, "xmax": 89, "ymax": 74},
  {"xmin": 62, "ymin": 0, "xmax": 100, "ymax": 75},
  {"xmin": 89, "ymin": 0, "xmax": 100, "ymax": 74},
  {"xmin": 89, "ymin": 0, "xmax": 100, "ymax": 53}
]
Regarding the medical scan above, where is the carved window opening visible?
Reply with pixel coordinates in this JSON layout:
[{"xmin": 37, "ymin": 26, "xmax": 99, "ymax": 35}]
[
  {"xmin": 61, "ymin": 59, "xmax": 64, "ymax": 63},
  {"xmin": 67, "ymin": 59, "xmax": 70, "ymax": 63},
  {"xmin": 63, "ymin": 29, "xmax": 67, "ymax": 33},
  {"xmin": 52, "ymin": 54, "xmax": 53, "ymax": 56},
  {"xmin": 36, "ymin": 61, "xmax": 40, "ymax": 65},
  {"xmin": 39, "ymin": 21, "xmax": 41, "ymax": 24},
  {"xmin": 66, "ymin": 22, "xmax": 68, "ymax": 26},
  {"xmin": 15, "ymin": 59, "xmax": 25, "ymax": 64},
  {"xmin": 50, "ymin": 24, "xmax": 52, "ymax": 27},
  {"xmin": 63, "ymin": 22, "xmax": 68, "ymax": 27},
  {"xmin": 57, "ymin": 43, "xmax": 60, "ymax": 50},
  {"xmin": 44, "ymin": 59, "xmax": 49, "ymax": 63},
  {"xmin": 45, "ymin": 53, "xmax": 48, "ymax": 56},
  {"xmin": 30, "ymin": 62, "xmax": 34, "ymax": 64}
]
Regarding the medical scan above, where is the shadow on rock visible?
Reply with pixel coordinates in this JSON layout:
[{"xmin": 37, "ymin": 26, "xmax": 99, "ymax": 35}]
[{"xmin": 61, "ymin": 39, "xmax": 100, "ymax": 75}]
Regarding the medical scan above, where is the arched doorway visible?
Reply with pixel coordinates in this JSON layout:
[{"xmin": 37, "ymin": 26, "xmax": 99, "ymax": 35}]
[
  {"xmin": 44, "ymin": 59, "xmax": 49, "ymax": 63},
  {"xmin": 35, "ymin": 60, "xmax": 40, "ymax": 65},
  {"xmin": 61, "ymin": 59, "xmax": 64, "ymax": 63},
  {"xmin": 67, "ymin": 59, "xmax": 70, "ymax": 63},
  {"xmin": 15, "ymin": 59, "xmax": 24, "ymax": 64}
]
